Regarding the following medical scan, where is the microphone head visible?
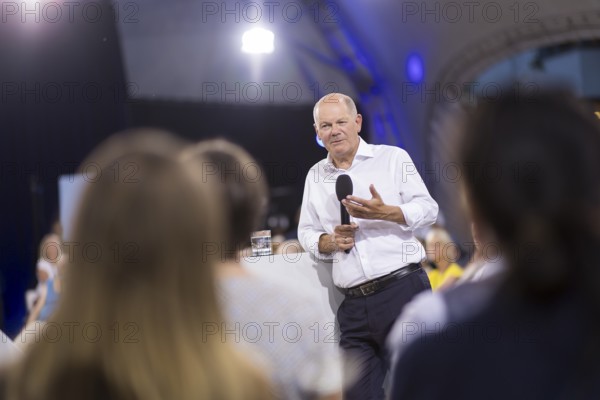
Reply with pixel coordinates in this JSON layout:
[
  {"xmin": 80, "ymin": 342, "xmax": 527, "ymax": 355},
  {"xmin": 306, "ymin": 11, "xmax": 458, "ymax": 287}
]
[{"xmin": 335, "ymin": 174, "xmax": 353, "ymax": 201}]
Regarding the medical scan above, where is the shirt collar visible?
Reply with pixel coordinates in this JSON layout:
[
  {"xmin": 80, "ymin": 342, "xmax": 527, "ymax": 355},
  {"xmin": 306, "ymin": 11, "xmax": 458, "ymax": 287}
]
[{"xmin": 324, "ymin": 137, "xmax": 373, "ymax": 172}]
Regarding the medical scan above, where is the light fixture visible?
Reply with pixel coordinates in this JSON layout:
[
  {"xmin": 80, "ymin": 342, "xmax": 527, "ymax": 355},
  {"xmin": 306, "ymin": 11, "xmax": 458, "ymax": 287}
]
[
  {"xmin": 241, "ymin": 28, "xmax": 274, "ymax": 54},
  {"xmin": 406, "ymin": 53, "xmax": 425, "ymax": 84}
]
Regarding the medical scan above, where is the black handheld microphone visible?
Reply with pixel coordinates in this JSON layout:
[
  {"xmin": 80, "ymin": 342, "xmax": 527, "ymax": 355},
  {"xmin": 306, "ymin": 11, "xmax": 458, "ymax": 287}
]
[{"xmin": 335, "ymin": 174, "xmax": 353, "ymax": 254}]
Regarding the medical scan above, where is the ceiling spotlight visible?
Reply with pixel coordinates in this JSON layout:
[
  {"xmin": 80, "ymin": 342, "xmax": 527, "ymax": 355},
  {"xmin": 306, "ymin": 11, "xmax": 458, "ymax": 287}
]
[{"xmin": 242, "ymin": 28, "xmax": 274, "ymax": 54}]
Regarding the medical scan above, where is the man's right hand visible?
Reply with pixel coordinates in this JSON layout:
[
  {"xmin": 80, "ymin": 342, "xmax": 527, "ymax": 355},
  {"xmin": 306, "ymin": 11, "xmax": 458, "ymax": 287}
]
[{"xmin": 318, "ymin": 223, "xmax": 359, "ymax": 253}]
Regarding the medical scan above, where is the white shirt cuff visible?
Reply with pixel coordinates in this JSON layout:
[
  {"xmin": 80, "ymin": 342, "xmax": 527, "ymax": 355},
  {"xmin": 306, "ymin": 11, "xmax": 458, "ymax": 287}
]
[
  {"xmin": 306, "ymin": 232, "xmax": 334, "ymax": 261},
  {"xmin": 399, "ymin": 202, "xmax": 424, "ymax": 230}
]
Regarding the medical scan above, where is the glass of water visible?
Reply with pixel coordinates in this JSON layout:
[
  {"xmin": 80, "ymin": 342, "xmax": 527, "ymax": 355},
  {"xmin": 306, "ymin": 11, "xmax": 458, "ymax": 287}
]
[{"xmin": 251, "ymin": 230, "xmax": 272, "ymax": 256}]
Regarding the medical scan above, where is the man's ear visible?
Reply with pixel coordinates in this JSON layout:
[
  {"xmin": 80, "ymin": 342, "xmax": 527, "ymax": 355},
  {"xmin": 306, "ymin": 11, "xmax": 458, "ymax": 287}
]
[
  {"xmin": 356, "ymin": 114, "xmax": 363, "ymax": 132},
  {"xmin": 314, "ymin": 123, "xmax": 320, "ymax": 137}
]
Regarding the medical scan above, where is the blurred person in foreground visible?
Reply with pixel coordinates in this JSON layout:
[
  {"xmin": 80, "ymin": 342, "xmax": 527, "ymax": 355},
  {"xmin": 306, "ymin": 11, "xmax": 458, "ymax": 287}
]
[
  {"xmin": 180, "ymin": 139, "xmax": 342, "ymax": 400},
  {"xmin": 298, "ymin": 93, "xmax": 438, "ymax": 399},
  {"xmin": 392, "ymin": 88, "xmax": 600, "ymax": 399},
  {"xmin": 386, "ymin": 219, "xmax": 504, "ymax": 370},
  {"xmin": 1, "ymin": 130, "xmax": 271, "ymax": 400}
]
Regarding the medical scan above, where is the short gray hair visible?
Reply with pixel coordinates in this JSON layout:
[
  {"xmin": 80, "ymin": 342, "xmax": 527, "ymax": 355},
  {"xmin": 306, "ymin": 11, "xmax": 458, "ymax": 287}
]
[{"xmin": 313, "ymin": 93, "xmax": 358, "ymax": 124}]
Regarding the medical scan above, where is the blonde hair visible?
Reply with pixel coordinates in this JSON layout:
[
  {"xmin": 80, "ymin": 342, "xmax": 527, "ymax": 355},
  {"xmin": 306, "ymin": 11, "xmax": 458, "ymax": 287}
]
[
  {"xmin": 426, "ymin": 226, "xmax": 459, "ymax": 264},
  {"xmin": 6, "ymin": 129, "xmax": 271, "ymax": 400},
  {"xmin": 425, "ymin": 227, "xmax": 453, "ymax": 247}
]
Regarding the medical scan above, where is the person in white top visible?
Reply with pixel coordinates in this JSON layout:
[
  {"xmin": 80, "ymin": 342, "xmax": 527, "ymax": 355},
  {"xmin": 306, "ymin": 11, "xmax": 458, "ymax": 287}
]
[
  {"xmin": 25, "ymin": 233, "xmax": 61, "ymax": 313},
  {"xmin": 298, "ymin": 93, "xmax": 438, "ymax": 400},
  {"xmin": 181, "ymin": 139, "xmax": 343, "ymax": 400}
]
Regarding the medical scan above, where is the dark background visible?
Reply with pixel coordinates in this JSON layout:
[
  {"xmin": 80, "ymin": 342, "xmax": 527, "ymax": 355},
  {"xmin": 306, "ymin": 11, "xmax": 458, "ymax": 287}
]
[
  {"xmin": 4, "ymin": 0, "xmax": 595, "ymax": 337},
  {"xmin": 0, "ymin": 3, "xmax": 368, "ymax": 335}
]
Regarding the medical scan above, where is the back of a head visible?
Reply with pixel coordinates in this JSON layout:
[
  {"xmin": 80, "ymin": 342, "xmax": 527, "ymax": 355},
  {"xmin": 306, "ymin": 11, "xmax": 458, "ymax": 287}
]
[
  {"xmin": 5, "ymin": 130, "xmax": 271, "ymax": 400},
  {"xmin": 180, "ymin": 139, "xmax": 269, "ymax": 256},
  {"xmin": 459, "ymin": 87, "xmax": 600, "ymax": 299},
  {"xmin": 61, "ymin": 130, "xmax": 217, "ymax": 328}
]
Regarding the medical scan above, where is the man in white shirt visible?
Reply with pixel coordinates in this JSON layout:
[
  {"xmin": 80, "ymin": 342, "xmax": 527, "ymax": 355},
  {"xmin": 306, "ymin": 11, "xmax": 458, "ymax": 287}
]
[{"xmin": 298, "ymin": 93, "xmax": 438, "ymax": 400}]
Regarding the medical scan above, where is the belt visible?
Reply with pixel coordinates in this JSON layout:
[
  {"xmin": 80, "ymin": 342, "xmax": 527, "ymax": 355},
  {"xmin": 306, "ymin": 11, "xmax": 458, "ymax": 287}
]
[{"xmin": 341, "ymin": 263, "xmax": 422, "ymax": 298}]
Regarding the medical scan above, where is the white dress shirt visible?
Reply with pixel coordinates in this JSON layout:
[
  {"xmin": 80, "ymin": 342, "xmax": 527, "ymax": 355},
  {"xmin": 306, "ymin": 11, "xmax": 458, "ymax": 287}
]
[{"xmin": 298, "ymin": 138, "xmax": 438, "ymax": 288}]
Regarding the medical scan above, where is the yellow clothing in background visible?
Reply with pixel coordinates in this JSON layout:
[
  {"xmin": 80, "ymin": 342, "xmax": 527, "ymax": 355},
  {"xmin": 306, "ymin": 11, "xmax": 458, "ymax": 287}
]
[{"xmin": 427, "ymin": 263, "xmax": 463, "ymax": 291}]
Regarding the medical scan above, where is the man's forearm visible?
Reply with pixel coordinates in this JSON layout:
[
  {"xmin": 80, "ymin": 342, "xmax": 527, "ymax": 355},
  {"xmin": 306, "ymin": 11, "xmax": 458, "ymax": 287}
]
[{"xmin": 383, "ymin": 205, "xmax": 406, "ymax": 225}]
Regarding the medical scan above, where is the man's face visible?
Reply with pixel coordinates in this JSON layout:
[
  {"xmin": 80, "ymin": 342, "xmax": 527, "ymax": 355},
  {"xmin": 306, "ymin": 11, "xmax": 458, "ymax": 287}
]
[{"xmin": 314, "ymin": 99, "xmax": 362, "ymax": 164}]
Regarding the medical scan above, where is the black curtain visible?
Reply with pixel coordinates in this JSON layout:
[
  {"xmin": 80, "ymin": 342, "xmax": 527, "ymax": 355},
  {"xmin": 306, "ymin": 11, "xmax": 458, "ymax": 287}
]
[
  {"xmin": 128, "ymin": 100, "xmax": 369, "ymax": 230},
  {"xmin": 0, "ymin": 0, "xmax": 128, "ymax": 335}
]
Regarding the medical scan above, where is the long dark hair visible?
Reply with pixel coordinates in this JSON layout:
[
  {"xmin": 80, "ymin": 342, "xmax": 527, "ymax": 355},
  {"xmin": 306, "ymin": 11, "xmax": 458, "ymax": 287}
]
[{"xmin": 459, "ymin": 88, "xmax": 600, "ymax": 302}]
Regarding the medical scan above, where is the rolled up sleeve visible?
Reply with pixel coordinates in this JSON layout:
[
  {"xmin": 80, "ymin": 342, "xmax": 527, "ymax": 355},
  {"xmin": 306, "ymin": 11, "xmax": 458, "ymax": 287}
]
[
  {"xmin": 298, "ymin": 171, "xmax": 334, "ymax": 261},
  {"xmin": 396, "ymin": 150, "xmax": 438, "ymax": 231}
]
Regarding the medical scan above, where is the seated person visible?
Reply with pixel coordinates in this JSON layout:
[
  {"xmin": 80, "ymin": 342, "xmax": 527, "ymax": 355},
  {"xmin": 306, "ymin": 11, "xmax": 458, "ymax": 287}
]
[
  {"xmin": 386, "ymin": 220, "xmax": 504, "ymax": 368},
  {"xmin": 180, "ymin": 139, "xmax": 343, "ymax": 400},
  {"xmin": 392, "ymin": 87, "xmax": 600, "ymax": 399},
  {"xmin": 424, "ymin": 227, "xmax": 463, "ymax": 290},
  {"xmin": 25, "ymin": 233, "xmax": 61, "ymax": 312},
  {"xmin": 2, "ymin": 130, "xmax": 271, "ymax": 400},
  {"xmin": 15, "ymin": 240, "xmax": 63, "ymax": 350}
]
